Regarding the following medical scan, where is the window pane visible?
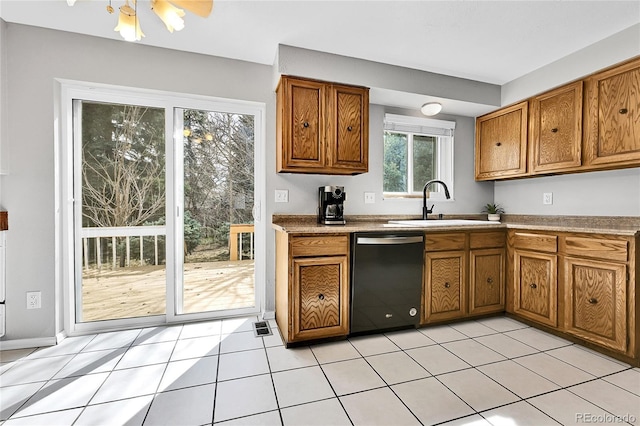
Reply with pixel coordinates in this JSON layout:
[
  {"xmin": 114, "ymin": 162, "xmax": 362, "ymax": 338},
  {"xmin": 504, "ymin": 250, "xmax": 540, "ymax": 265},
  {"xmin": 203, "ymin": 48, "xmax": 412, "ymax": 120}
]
[
  {"xmin": 383, "ymin": 131, "xmax": 408, "ymax": 193},
  {"xmin": 181, "ymin": 109, "xmax": 256, "ymax": 314},
  {"xmin": 80, "ymin": 101, "xmax": 166, "ymax": 322},
  {"xmin": 412, "ymin": 135, "xmax": 437, "ymax": 193}
]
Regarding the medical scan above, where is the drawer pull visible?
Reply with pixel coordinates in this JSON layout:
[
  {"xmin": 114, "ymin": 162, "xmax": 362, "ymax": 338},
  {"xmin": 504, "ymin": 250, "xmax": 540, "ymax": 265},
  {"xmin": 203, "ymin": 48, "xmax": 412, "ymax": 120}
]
[
  {"xmin": 496, "ymin": 142, "xmax": 502, "ymax": 147},
  {"xmin": 444, "ymin": 282, "xmax": 451, "ymax": 288},
  {"xmin": 619, "ymin": 108, "xmax": 628, "ymax": 114},
  {"xmin": 588, "ymin": 297, "xmax": 598, "ymax": 304},
  {"xmin": 318, "ymin": 294, "xmax": 324, "ymax": 301},
  {"xmin": 487, "ymin": 277, "xmax": 493, "ymax": 284},
  {"xmin": 551, "ymin": 128, "xmax": 558, "ymax": 133},
  {"xmin": 303, "ymin": 121, "xmax": 309, "ymax": 128},
  {"xmin": 347, "ymin": 126, "xmax": 353, "ymax": 131},
  {"xmin": 530, "ymin": 283, "xmax": 537, "ymax": 289}
]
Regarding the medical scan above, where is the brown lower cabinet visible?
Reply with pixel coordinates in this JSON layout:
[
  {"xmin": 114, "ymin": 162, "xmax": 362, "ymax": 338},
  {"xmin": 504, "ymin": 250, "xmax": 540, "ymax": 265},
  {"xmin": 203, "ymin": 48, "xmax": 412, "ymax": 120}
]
[
  {"xmin": 469, "ymin": 248, "xmax": 505, "ymax": 315},
  {"xmin": 274, "ymin": 227, "xmax": 637, "ymax": 365},
  {"xmin": 423, "ymin": 230, "xmax": 506, "ymax": 324},
  {"xmin": 275, "ymin": 231, "xmax": 350, "ymax": 345},
  {"xmin": 508, "ymin": 229, "xmax": 637, "ymax": 364},
  {"xmin": 513, "ymin": 249, "xmax": 558, "ymax": 327}
]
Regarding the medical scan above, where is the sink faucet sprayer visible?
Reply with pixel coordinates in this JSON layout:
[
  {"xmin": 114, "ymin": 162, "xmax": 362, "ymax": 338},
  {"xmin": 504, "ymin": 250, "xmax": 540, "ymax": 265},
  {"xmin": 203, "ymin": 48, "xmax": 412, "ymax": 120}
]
[{"xmin": 422, "ymin": 180, "xmax": 451, "ymax": 219}]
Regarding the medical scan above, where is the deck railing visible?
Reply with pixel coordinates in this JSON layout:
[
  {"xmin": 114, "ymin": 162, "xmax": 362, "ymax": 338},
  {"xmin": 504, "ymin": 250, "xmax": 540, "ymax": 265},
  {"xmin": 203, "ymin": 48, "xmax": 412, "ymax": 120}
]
[
  {"xmin": 81, "ymin": 225, "xmax": 166, "ymax": 270},
  {"xmin": 229, "ymin": 224, "xmax": 254, "ymax": 261}
]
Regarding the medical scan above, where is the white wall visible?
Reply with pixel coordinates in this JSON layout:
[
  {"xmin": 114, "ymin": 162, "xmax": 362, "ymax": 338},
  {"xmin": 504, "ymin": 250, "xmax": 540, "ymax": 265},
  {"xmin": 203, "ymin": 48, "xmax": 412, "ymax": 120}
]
[{"xmin": 496, "ymin": 23, "xmax": 640, "ymax": 217}]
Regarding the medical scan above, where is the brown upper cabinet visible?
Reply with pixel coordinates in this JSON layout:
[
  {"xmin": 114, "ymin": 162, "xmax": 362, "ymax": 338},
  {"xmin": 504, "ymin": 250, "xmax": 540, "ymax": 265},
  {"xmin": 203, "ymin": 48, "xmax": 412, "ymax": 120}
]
[
  {"xmin": 529, "ymin": 81, "xmax": 583, "ymax": 174},
  {"xmin": 475, "ymin": 56, "xmax": 640, "ymax": 181},
  {"xmin": 276, "ymin": 76, "xmax": 369, "ymax": 175},
  {"xmin": 583, "ymin": 58, "xmax": 640, "ymax": 168},
  {"xmin": 475, "ymin": 101, "xmax": 528, "ymax": 181}
]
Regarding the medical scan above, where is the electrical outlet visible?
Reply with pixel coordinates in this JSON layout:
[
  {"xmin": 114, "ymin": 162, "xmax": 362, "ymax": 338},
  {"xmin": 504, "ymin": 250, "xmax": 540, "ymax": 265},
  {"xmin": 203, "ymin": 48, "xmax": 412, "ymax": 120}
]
[
  {"xmin": 364, "ymin": 192, "xmax": 375, "ymax": 204},
  {"xmin": 543, "ymin": 192, "xmax": 553, "ymax": 205},
  {"xmin": 274, "ymin": 189, "xmax": 289, "ymax": 203},
  {"xmin": 26, "ymin": 291, "xmax": 41, "ymax": 309}
]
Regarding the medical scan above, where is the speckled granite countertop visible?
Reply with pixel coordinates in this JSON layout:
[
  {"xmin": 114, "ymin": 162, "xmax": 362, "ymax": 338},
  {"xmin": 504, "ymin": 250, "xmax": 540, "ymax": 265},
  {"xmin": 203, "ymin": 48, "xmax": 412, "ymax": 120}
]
[{"xmin": 272, "ymin": 214, "xmax": 640, "ymax": 236}]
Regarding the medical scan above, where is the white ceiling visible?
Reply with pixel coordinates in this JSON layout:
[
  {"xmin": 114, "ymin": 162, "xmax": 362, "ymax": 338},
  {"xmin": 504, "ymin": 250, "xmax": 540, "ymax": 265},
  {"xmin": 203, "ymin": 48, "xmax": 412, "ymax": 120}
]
[{"xmin": 1, "ymin": 0, "xmax": 639, "ymax": 113}]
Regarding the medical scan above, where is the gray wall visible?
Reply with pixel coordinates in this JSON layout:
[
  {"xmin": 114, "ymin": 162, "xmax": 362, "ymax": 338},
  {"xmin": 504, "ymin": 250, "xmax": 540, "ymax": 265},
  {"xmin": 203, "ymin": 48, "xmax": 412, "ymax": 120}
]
[{"xmin": 496, "ymin": 24, "xmax": 640, "ymax": 216}]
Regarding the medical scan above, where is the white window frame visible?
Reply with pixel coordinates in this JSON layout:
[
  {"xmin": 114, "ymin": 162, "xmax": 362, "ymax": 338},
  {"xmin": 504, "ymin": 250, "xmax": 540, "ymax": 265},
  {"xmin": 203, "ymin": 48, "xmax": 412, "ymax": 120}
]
[
  {"xmin": 383, "ymin": 114, "xmax": 455, "ymax": 200},
  {"xmin": 57, "ymin": 80, "xmax": 266, "ymax": 335}
]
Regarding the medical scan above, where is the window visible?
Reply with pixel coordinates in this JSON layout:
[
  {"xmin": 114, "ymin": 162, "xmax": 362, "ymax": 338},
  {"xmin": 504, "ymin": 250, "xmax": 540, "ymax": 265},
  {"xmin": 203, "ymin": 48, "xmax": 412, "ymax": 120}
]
[{"xmin": 383, "ymin": 114, "xmax": 455, "ymax": 199}]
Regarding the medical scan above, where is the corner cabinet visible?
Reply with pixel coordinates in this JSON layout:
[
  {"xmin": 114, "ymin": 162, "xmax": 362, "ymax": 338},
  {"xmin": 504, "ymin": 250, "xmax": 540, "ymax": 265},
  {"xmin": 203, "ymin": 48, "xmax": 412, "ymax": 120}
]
[
  {"xmin": 475, "ymin": 101, "xmax": 528, "ymax": 181},
  {"xmin": 275, "ymin": 232, "xmax": 350, "ymax": 345},
  {"xmin": 276, "ymin": 76, "xmax": 369, "ymax": 175}
]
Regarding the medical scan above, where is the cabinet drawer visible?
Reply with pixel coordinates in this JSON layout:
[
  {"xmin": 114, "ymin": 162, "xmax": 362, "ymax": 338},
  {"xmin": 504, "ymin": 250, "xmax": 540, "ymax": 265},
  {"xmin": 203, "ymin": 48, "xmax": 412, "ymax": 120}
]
[
  {"xmin": 513, "ymin": 232, "xmax": 557, "ymax": 253},
  {"xmin": 426, "ymin": 233, "xmax": 466, "ymax": 251},
  {"xmin": 564, "ymin": 236, "xmax": 628, "ymax": 262},
  {"xmin": 470, "ymin": 231, "xmax": 505, "ymax": 249},
  {"xmin": 291, "ymin": 235, "xmax": 349, "ymax": 257}
]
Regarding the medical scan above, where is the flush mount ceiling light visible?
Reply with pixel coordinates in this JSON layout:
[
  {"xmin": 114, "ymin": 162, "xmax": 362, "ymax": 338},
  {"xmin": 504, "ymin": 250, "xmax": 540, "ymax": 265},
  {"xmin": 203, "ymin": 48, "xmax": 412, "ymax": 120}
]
[
  {"xmin": 420, "ymin": 102, "xmax": 443, "ymax": 116},
  {"xmin": 67, "ymin": 0, "xmax": 213, "ymax": 42}
]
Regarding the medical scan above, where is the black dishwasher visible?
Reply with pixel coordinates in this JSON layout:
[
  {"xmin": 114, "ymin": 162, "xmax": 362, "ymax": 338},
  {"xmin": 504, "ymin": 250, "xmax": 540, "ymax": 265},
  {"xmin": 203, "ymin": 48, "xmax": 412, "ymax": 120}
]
[{"xmin": 350, "ymin": 232, "xmax": 424, "ymax": 334}]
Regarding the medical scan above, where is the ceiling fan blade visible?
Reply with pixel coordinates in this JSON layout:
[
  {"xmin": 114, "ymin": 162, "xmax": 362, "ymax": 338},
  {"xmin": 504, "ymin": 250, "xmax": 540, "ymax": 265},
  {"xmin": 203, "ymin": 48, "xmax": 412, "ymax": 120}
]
[{"xmin": 168, "ymin": 0, "xmax": 213, "ymax": 17}]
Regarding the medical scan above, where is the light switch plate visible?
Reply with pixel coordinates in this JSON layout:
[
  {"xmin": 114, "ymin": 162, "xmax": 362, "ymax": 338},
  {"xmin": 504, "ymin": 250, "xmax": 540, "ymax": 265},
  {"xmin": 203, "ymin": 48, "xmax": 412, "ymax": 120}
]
[{"xmin": 364, "ymin": 192, "xmax": 375, "ymax": 204}]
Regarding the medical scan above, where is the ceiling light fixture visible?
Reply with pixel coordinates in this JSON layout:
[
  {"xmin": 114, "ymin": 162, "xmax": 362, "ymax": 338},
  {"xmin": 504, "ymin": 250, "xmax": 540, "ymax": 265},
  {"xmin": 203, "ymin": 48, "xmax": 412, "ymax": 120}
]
[
  {"xmin": 67, "ymin": 0, "xmax": 213, "ymax": 42},
  {"xmin": 420, "ymin": 102, "xmax": 442, "ymax": 116}
]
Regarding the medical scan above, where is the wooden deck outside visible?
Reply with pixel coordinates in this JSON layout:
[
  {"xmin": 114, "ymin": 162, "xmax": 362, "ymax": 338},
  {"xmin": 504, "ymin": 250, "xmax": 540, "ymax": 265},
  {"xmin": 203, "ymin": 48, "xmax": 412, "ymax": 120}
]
[{"xmin": 81, "ymin": 260, "xmax": 255, "ymax": 322}]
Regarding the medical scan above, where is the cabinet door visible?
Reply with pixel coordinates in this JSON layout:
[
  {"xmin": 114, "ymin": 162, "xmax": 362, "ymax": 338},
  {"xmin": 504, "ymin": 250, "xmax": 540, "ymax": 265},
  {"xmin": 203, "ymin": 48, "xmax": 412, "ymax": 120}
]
[
  {"xmin": 564, "ymin": 257, "xmax": 627, "ymax": 353},
  {"xmin": 327, "ymin": 84, "xmax": 369, "ymax": 173},
  {"xmin": 514, "ymin": 250, "xmax": 557, "ymax": 327},
  {"xmin": 292, "ymin": 256, "xmax": 349, "ymax": 341},
  {"xmin": 584, "ymin": 58, "xmax": 640, "ymax": 167},
  {"xmin": 469, "ymin": 248, "xmax": 505, "ymax": 315},
  {"xmin": 277, "ymin": 77, "xmax": 326, "ymax": 172},
  {"xmin": 529, "ymin": 82, "xmax": 583, "ymax": 173},
  {"xmin": 425, "ymin": 251, "xmax": 465, "ymax": 322},
  {"xmin": 475, "ymin": 101, "xmax": 528, "ymax": 180}
]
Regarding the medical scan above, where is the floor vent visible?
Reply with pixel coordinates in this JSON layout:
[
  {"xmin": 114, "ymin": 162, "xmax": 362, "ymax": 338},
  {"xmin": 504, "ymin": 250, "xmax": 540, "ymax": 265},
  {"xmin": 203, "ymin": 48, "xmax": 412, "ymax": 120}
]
[{"xmin": 253, "ymin": 321, "xmax": 272, "ymax": 337}]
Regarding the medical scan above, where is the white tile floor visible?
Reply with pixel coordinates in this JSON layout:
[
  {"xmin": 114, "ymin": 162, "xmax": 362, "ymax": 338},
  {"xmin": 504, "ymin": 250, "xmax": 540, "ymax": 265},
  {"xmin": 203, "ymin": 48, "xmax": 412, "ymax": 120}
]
[{"xmin": 1, "ymin": 316, "xmax": 639, "ymax": 426}]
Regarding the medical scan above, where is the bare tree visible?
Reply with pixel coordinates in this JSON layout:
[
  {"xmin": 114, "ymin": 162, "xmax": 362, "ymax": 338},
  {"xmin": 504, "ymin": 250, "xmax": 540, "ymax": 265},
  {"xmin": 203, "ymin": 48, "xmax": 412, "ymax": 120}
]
[{"xmin": 82, "ymin": 105, "xmax": 165, "ymax": 228}]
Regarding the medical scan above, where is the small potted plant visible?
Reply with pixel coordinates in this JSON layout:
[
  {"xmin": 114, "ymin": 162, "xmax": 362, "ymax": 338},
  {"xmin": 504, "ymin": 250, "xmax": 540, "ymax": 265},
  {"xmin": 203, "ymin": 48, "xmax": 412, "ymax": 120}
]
[{"xmin": 482, "ymin": 203, "xmax": 505, "ymax": 221}]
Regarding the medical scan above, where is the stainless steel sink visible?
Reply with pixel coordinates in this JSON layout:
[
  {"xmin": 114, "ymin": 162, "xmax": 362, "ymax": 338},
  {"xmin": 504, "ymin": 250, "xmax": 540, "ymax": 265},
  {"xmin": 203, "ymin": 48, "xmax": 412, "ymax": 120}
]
[{"xmin": 386, "ymin": 219, "xmax": 497, "ymax": 227}]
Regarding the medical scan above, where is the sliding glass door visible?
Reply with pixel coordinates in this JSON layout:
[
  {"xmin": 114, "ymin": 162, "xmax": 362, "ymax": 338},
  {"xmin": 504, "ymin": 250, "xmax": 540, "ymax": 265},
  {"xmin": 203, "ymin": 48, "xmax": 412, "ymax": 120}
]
[{"xmin": 68, "ymin": 87, "xmax": 262, "ymax": 329}]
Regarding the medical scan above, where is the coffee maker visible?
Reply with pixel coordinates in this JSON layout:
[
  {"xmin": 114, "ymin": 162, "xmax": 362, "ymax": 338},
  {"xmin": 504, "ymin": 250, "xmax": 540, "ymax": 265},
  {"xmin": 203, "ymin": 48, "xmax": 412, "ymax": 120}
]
[{"xmin": 318, "ymin": 186, "xmax": 346, "ymax": 225}]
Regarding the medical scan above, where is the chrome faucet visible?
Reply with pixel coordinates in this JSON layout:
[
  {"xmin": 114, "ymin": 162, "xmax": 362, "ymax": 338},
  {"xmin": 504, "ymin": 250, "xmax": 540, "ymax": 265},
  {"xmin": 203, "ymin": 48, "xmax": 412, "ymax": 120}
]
[{"xmin": 422, "ymin": 180, "xmax": 451, "ymax": 219}]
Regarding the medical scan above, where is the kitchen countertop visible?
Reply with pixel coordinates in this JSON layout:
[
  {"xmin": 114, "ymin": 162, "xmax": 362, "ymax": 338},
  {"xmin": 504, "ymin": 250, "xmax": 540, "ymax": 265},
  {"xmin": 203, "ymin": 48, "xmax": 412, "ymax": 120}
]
[{"xmin": 272, "ymin": 214, "xmax": 640, "ymax": 236}]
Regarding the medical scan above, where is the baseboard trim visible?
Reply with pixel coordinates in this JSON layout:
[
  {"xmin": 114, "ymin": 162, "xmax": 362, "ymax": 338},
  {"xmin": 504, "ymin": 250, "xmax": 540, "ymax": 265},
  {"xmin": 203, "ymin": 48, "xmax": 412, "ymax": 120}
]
[
  {"xmin": 0, "ymin": 336, "xmax": 57, "ymax": 351},
  {"xmin": 262, "ymin": 310, "xmax": 275, "ymax": 320}
]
